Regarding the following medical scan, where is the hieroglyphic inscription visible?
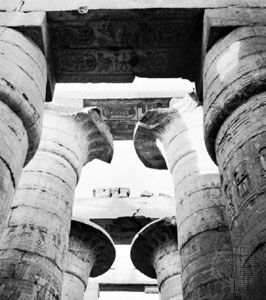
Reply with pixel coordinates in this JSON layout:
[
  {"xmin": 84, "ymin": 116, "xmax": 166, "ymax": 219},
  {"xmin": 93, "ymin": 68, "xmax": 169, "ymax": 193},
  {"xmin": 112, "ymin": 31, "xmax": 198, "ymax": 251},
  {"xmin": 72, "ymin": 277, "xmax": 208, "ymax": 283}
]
[
  {"xmin": 50, "ymin": 9, "xmax": 202, "ymax": 82},
  {"xmin": 51, "ymin": 19, "xmax": 195, "ymax": 49},
  {"xmin": 55, "ymin": 49, "xmax": 176, "ymax": 82},
  {"xmin": 83, "ymin": 98, "xmax": 171, "ymax": 140}
]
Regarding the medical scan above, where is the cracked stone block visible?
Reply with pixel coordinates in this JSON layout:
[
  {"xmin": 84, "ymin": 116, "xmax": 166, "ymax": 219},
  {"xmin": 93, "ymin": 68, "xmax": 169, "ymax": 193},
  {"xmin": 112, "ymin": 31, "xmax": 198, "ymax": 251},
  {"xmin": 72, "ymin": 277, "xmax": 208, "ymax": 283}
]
[
  {"xmin": 204, "ymin": 26, "xmax": 266, "ymax": 298},
  {"xmin": 134, "ymin": 94, "xmax": 236, "ymax": 299},
  {"xmin": 62, "ymin": 219, "xmax": 115, "ymax": 300},
  {"xmin": 0, "ymin": 27, "xmax": 47, "ymax": 234},
  {"xmin": 131, "ymin": 217, "xmax": 182, "ymax": 300},
  {"xmin": 0, "ymin": 105, "xmax": 113, "ymax": 299}
]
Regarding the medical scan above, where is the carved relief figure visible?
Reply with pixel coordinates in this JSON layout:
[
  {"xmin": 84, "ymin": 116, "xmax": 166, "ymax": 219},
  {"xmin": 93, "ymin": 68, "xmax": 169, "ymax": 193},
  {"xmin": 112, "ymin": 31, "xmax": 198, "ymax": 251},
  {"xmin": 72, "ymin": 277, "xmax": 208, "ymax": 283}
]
[
  {"xmin": 233, "ymin": 160, "xmax": 251, "ymax": 198},
  {"xmin": 256, "ymin": 147, "xmax": 266, "ymax": 178}
]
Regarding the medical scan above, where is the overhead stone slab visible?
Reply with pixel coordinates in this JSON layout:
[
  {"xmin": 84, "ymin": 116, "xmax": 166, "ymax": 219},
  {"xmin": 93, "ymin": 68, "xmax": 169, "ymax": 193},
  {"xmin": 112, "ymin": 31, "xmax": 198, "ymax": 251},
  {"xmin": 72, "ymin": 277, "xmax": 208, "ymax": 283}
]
[
  {"xmin": 1, "ymin": 0, "xmax": 265, "ymax": 11},
  {"xmin": 47, "ymin": 9, "xmax": 202, "ymax": 84}
]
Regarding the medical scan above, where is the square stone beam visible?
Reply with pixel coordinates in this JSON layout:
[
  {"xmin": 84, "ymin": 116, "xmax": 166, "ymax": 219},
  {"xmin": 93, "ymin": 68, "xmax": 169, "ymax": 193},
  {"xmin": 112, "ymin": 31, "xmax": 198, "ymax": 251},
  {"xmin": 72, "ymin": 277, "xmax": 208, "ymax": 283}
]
[
  {"xmin": 1, "ymin": 6, "xmax": 266, "ymax": 102},
  {"xmin": 0, "ymin": 0, "xmax": 265, "ymax": 11}
]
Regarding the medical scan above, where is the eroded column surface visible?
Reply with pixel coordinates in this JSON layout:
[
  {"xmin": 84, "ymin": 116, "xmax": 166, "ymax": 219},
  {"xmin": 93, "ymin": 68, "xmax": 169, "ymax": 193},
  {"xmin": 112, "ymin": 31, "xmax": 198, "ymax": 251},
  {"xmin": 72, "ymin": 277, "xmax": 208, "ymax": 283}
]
[
  {"xmin": 131, "ymin": 218, "xmax": 182, "ymax": 300},
  {"xmin": 62, "ymin": 220, "xmax": 115, "ymax": 300},
  {"xmin": 134, "ymin": 94, "xmax": 235, "ymax": 299},
  {"xmin": 0, "ymin": 105, "xmax": 113, "ymax": 299},
  {"xmin": 203, "ymin": 26, "xmax": 266, "ymax": 298},
  {"xmin": 0, "ymin": 27, "xmax": 47, "ymax": 233}
]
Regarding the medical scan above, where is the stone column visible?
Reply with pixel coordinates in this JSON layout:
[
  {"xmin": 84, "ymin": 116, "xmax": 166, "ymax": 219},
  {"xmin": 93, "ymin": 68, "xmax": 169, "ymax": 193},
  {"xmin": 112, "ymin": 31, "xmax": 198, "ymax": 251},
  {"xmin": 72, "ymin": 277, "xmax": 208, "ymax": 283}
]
[
  {"xmin": 134, "ymin": 94, "xmax": 235, "ymax": 299},
  {"xmin": 0, "ymin": 105, "xmax": 113, "ymax": 299},
  {"xmin": 62, "ymin": 220, "xmax": 115, "ymax": 300},
  {"xmin": 203, "ymin": 26, "xmax": 266, "ymax": 298},
  {"xmin": 0, "ymin": 27, "xmax": 47, "ymax": 233},
  {"xmin": 131, "ymin": 218, "xmax": 182, "ymax": 300}
]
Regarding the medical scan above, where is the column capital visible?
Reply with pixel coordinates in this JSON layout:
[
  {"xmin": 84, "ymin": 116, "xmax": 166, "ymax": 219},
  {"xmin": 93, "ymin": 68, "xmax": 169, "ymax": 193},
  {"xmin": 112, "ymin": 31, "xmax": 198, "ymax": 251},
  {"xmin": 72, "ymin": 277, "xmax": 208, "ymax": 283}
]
[
  {"xmin": 203, "ymin": 26, "xmax": 266, "ymax": 163},
  {"xmin": 41, "ymin": 104, "xmax": 113, "ymax": 179},
  {"xmin": 130, "ymin": 217, "xmax": 177, "ymax": 279},
  {"xmin": 62, "ymin": 220, "xmax": 115, "ymax": 299},
  {"xmin": 69, "ymin": 219, "xmax": 116, "ymax": 279},
  {"xmin": 134, "ymin": 93, "xmax": 200, "ymax": 170}
]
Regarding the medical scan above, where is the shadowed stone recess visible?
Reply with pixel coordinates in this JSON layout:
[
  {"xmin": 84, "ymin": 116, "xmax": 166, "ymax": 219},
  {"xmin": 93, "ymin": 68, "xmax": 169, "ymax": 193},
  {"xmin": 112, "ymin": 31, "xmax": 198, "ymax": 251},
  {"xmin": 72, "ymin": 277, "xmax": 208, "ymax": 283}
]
[
  {"xmin": 134, "ymin": 94, "xmax": 235, "ymax": 299},
  {"xmin": 204, "ymin": 26, "xmax": 266, "ymax": 298},
  {"xmin": 131, "ymin": 217, "xmax": 183, "ymax": 300},
  {"xmin": 0, "ymin": 27, "xmax": 47, "ymax": 234},
  {"xmin": 0, "ymin": 105, "xmax": 113, "ymax": 299},
  {"xmin": 62, "ymin": 219, "xmax": 115, "ymax": 300}
]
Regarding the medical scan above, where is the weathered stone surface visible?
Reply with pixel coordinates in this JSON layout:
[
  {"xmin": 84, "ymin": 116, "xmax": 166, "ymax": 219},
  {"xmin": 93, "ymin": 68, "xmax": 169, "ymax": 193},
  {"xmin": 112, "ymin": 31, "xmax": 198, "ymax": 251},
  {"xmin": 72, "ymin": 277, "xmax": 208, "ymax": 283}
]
[
  {"xmin": 0, "ymin": 27, "xmax": 47, "ymax": 234},
  {"xmin": 134, "ymin": 95, "xmax": 235, "ymax": 299},
  {"xmin": 47, "ymin": 9, "xmax": 202, "ymax": 84},
  {"xmin": 73, "ymin": 194, "xmax": 175, "ymax": 244},
  {"xmin": 92, "ymin": 187, "xmax": 130, "ymax": 198},
  {"xmin": 0, "ymin": 12, "xmax": 55, "ymax": 101},
  {"xmin": 62, "ymin": 220, "xmax": 115, "ymax": 300},
  {"xmin": 1, "ymin": 0, "xmax": 265, "ymax": 12},
  {"xmin": 204, "ymin": 27, "xmax": 266, "ymax": 297},
  {"xmin": 84, "ymin": 97, "xmax": 171, "ymax": 140},
  {"xmin": 131, "ymin": 217, "xmax": 183, "ymax": 300},
  {"xmin": 0, "ymin": 105, "xmax": 113, "ymax": 299}
]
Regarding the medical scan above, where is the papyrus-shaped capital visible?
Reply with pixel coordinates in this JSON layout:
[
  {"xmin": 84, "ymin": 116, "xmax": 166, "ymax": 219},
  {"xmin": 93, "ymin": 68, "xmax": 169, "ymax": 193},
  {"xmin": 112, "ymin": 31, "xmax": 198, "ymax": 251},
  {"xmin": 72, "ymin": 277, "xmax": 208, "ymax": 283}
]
[
  {"xmin": 62, "ymin": 219, "xmax": 115, "ymax": 300},
  {"xmin": 41, "ymin": 105, "xmax": 113, "ymax": 179},
  {"xmin": 134, "ymin": 93, "xmax": 201, "ymax": 170},
  {"xmin": 131, "ymin": 218, "xmax": 182, "ymax": 300},
  {"xmin": 134, "ymin": 109, "xmax": 176, "ymax": 170}
]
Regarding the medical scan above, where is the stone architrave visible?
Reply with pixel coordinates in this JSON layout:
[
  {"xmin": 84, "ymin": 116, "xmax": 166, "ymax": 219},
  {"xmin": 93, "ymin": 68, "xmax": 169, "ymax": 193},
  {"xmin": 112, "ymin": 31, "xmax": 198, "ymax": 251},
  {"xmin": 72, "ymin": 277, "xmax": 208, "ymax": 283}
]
[
  {"xmin": 62, "ymin": 220, "xmax": 115, "ymax": 300},
  {"xmin": 134, "ymin": 94, "xmax": 235, "ymax": 299},
  {"xmin": 0, "ymin": 27, "xmax": 47, "ymax": 233},
  {"xmin": 203, "ymin": 26, "xmax": 266, "ymax": 298},
  {"xmin": 131, "ymin": 217, "xmax": 183, "ymax": 300},
  {"xmin": 0, "ymin": 105, "xmax": 113, "ymax": 299}
]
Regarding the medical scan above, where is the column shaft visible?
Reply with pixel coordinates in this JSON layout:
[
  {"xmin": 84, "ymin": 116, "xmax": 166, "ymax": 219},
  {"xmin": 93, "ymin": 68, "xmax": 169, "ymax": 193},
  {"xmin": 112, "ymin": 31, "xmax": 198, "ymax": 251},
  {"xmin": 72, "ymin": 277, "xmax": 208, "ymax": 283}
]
[
  {"xmin": 0, "ymin": 107, "xmax": 113, "ymax": 299},
  {"xmin": 62, "ymin": 250, "xmax": 94, "ymax": 300},
  {"xmin": 161, "ymin": 104, "xmax": 233, "ymax": 299},
  {"xmin": 203, "ymin": 26, "xmax": 266, "ymax": 298},
  {"xmin": 0, "ymin": 27, "xmax": 47, "ymax": 233},
  {"xmin": 133, "ymin": 96, "xmax": 235, "ymax": 299},
  {"xmin": 153, "ymin": 240, "xmax": 182, "ymax": 300}
]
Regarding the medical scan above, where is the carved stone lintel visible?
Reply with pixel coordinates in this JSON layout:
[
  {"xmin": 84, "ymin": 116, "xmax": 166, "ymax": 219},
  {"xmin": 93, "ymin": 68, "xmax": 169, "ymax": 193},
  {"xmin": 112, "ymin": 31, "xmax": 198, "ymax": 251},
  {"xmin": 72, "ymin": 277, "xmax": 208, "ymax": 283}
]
[{"xmin": 62, "ymin": 220, "xmax": 115, "ymax": 300}]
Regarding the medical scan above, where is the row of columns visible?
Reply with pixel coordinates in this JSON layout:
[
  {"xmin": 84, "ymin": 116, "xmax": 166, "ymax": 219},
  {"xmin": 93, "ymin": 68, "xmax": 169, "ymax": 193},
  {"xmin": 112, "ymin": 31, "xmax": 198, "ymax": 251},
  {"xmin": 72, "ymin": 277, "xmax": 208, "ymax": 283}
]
[
  {"xmin": 133, "ymin": 95, "xmax": 234, "ymax": 299},
  {"xmin": 132, "ymin": 26, "xmax": 266, "ymax": 299},
  {"xmin": 0, "ymin": 24, "xmax": 265, "ymax": 300},
  {"xmin": 203, "ymin": 26, "xmax": 266, "ymax": 298},
  {"xmin": 0, "ymin": 26, "xmax": 115, "ymax": 299}
]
